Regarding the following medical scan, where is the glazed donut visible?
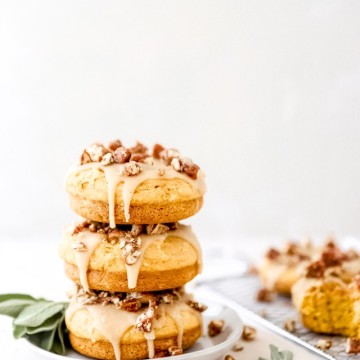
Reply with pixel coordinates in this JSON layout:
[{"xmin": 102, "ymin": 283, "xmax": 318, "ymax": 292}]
[
  {"xmin": 59, "ymin": 221, "xmax": 202, "ymax": 292},
  {"xmin": 65, "ymin": 287, "xmax": 205, "ymax": 360},
  {"xmin": 292, "ymin": 246, "xmax": 360, "ymax": 336},
  {"xmin": 66, "ymin": 142, "xmax": 206, "ymax": 226}
]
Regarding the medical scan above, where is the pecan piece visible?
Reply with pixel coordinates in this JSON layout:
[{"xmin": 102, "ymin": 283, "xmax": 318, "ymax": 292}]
[
  {"xmin": 114, "ymin": 146, "xmax": 132, "ymax": 164},
  {"xmin": 284, "ymin": 319, "xmax": 296, "ymax": 333},
  {"xmin": 188, "ymin": 300, "xmax": 208, "ymax": 312},
  {"xmin": 100, "ymin": 152, "xmax": 114, "ymax": 166},
  {"xmin": 168, "ymin": 346, "xmax": 183, "ymax": 356},
  {"xmin": 108, "ymin": 139, "xmax": 122, "ymax": 151},
  {"xmin": 306, "ymin": 260, "xmax": 325, "ymax": 279},
  {"xmin": 121, "ymin": 161, "xmax": 142, "ymax": 176},
  {"xmin": 265, "ymin": 248, "xmax": 280, "ymax": 260},
  {"xmin": 130, "ymin": 141, "xmax": 148, "ymax": 154},
  {"xmin": 153, "ymin": 144, "xmax": 165, "ymax": 159},
  {"xmin": 80, "ymin": 150, "xmax": 92, "ymax": 165},
  {"xmin": 242, "ymin": 325, "xmax": 256, "ymax": 341},
  {"xmin": 321, "ymin": 248, "xmax": 344, "ymax": 267},
  {"xmin": 120, "ymin": 298, "xmax": 142, "ymax": 312},
  {"xmin": 316, "ymin": 339, "xmax": 332, "ymax": 350},
  {"xmin": 346, "ymin": 338, "xmax": 360, "ymax": 354},
  {"xmin": 208, "ymin": 319, "xmax": 225, "ymax": 337},
  {"xmin": 135, "ymin": 301, "xmax": 156, "ymax": 333},
  {"xmin": 256, "ymin": 288, "xmax": 274, "ymax": 303}
]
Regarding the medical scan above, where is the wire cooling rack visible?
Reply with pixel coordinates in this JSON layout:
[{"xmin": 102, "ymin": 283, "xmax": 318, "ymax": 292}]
[{"xmin": 206, "ymin": 274, "xmax": 356, "ymax": 360}]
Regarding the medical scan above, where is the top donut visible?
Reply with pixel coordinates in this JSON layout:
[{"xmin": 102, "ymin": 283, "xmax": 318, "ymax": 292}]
[{"xmin": 66, "ymin": 140, "xmax": 206, "ymax": 226}]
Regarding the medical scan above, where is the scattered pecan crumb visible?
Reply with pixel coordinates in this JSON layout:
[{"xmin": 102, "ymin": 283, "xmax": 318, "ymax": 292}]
[
  {"xmin": 346, "ymin": 338, "xmax": 360, "ymax": 354},
  {"xmin": 256, "ymin": 288, "xmax": 274, "ymax": 303},
  {"xmin": 316, "ymin": 339, "xmax": 332, "ymax": 350},
  {"xmin": 208, "ymin": 319, "xmax": 225, "ymax": 337},
  {"xmin": 108, "ymin": 139, "xmax": 122, "ymax": 151},
  {"xmin": 232, "ymin": 342, "xmax": 244, "ymax": 351},
  {"xmin": 146, "ymin": 223, "xmax": 170, "ymax": 235},
  {"xmin": 284, "ymin": 319, "xmax": 296, "ymax": 333},
  {"xmin": 131, "ymin": 224, "xmax": 145, "ymax": 237},
  {"xmin": 87, "ymin": 143, "xmax": 108, "ymax": 162},
  {"xmin": 168, "ymin": 346, "xmax": 183, "ymax": 356},
  {"xmin": 131, "ymin": 153, "xmax": 152, "ymax": 163},
  {"xmin": 158, "ymin": 168, "xmax": 165, "ymax": 176},
  {"xmin": 71, "ymin": 241, "xmax": 87, "ymax": 252},
  {"xmin": 306, "ymin": 260, "xmax": 326, "ymax": 279},
  {"xmin": 225, "ymin": 355, "xmax": 235, "ymax": 360},
  {"xmin": 266, "ymin": 248, "xmax": 280, "ymax": 260},
  {"xmin": 242, "ymin": 326, "xmax": 256, "ymax": 341},
  {"xmin": 153, "ymin": 144, "xmax": 165, "ymax": 159},
  {"xmin": 114, "ymin": 146, "xmax": 131, "ymax": 164}
]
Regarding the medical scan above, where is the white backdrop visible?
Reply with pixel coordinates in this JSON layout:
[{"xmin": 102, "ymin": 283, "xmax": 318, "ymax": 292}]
[{"xmin": 1, "ymin": 1, "xmax": 360, "ymax": 243}]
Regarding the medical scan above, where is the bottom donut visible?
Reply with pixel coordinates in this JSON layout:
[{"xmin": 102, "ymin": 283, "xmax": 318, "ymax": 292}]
[{"xmin": 65, "ymin": 286, "xmax": 206, "ymax": 360}]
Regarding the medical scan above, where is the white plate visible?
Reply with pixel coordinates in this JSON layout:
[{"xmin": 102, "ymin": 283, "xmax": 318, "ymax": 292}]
[{"xmin": 24, "ymin": 300, "xmax": 243, "ymax": 360}]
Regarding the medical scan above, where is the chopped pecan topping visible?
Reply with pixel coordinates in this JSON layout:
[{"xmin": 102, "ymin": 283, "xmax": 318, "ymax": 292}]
[
  {"xmin": 86, "ymin": 143, "xmax": 108, "ymax": 162},
  {"xmin": 168, "ymin": 346, "xmax": 183, "ymax": 356},
  {"xmin": 284, "ymin": 319, "xmax": 296, "ymax": 333},
  {"xmin": 160, "ymin": 148, "xmax": 180, "ymax": 165},
  {"xmin": 113, "ymin": 146, "xmax": 131, "ymax": 164},
  {"xmin": 187, "ymin": 300, "xmax": 208, "ymax": 312},
  {"xmin": 153, "ymin": 143, "xmax": 165, "ymax": 159},
  {"xmin": 130, "ymin": 224, "xmax": 145, "ymax": 237},
  {"xmin": 135, "ymin": 300, "xmax": 156, "ymax": 333},
  {"xmin": 120, "ymin": 298, "xmax": 142, "ymax": 312},
  {"xmin": 158, "ymin": 168, "xmax": 165, "ymax": 176},
  {"xmin": 146, "ymin": 223, "xmax": 170, "ymax": 235},
  {"xmin": 71, "ymin": 241, "xmax": 87, "ymax": 252},
  {"xmin": 108, "ymin": 139, "xmax": 122, "ymax": 151},
  {"xmin": 285, "ymin": 242, "xmax": 298, "ymax": 255},
  {"xmin": 130, "ymin": 141, "xmax": 148, "ymax": 154},
  {"xmin": 120, "ymin": 236, "xmax": 142, "ymax": 265},
  {"xmin": 316, "ymin": 339, "xmax": 332, "ymax": 350},
  {"xmin": 242, "ymin": 326, "xmax": 256, "ymax": 341},
  {"xmin": 266, "ymin": 248, "xmax": 280, "ymax": 260},
  {"xmin": 305, "ymin": 260, "xmax": 326, "ymax": 279},
  {"xmin": 80, "ymin": 150, "xmax": 92, "ymax": 165},
  {"xmin": 108, "ymin": 228, "xmax": 126, "ymax": 243},
  {"xmin": 346, "ymin": 338, "xmax": 360, "ymax": 354},
  {"xmin": 321, "ymin": 248, "xmax": 344, "ymax": 267},
  {"xmin": 130, "ymin": 153, "xmax": 153, "ymax": 164},
  {"xmin": 100, "ymin": 152, "xmax": 114, "ymax": 166},
  {"xmin": 179, "ymin": 157, "xmax": 199, "ymax": 180},
  {"xmin": 256, "ymin": 288, "xmax": 274, "ymax": 303},
  {"xmin": 208, "ymin": 319, "xmax": 225, "ymax": 337},
  {"xmin": 120, "ymin": 161, "xmax": 142, "ymax": 176}
]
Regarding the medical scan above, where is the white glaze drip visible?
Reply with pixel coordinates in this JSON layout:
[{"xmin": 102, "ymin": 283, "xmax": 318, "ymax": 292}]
[
  {"xmin": 73, "ymin": 160, "xmax": 206, "ymax": 227},
  {"xmin": 70, "ymin": 224, "xmax": 201, "ymax": 290},
  {"xmin": 73, "ymin": 231, "xmax": 105, "ymax": 292},
  {"xmin": 86, "ymin": 304, "xmax": 138, "ymax": 360},
  {"xmin": 144, "ymin": 331, "xmax": 155, "ymax": 359},
  {"xmin": 125, "ymin": 233, "xmax": 167, "ymax": 289}
]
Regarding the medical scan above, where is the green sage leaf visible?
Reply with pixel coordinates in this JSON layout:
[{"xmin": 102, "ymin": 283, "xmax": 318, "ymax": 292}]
[
  {"xmin": 40, "ymin": 324, "xmax": 59, "ymax": 352},
  {"xmin": 25, "ymin": 312, "xmax": 61, "ymax": 334},
  {"xmin": 15, "ymin": 302, "xmax": 64, "ymax": 327},
  {"xmin": 0, "ymin": 299, "xmax": 36, "ymax": 317},
  {"xmin": 56, "ymin": 312, "xmax": 66, "ymax": 354},
  {"xmin": 279, "ymin": 350, "xmax": 293, "ymax": 360},
  {"xmin": 13, "ymin": 324, "xmax": 27, "ymax": 339},
  {"xmin": 0, "ymin": 294, "xmax": 36, "ymax": 303}
]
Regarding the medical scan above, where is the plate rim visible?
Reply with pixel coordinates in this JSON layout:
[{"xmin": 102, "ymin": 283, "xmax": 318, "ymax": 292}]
[{"xmin": 24, "ymin": 300, "xmax": 243, "ymax": 360}]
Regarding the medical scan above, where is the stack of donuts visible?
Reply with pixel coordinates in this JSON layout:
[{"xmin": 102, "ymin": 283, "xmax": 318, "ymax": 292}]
[{"xmin": 59, "ymin": 140, "xmax": 207, "ymax": 360}]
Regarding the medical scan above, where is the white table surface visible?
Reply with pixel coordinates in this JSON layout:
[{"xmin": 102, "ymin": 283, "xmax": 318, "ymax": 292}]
[{"xmin": 0, "ymin": 239, "xmax": 324, "ymax": 360}]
